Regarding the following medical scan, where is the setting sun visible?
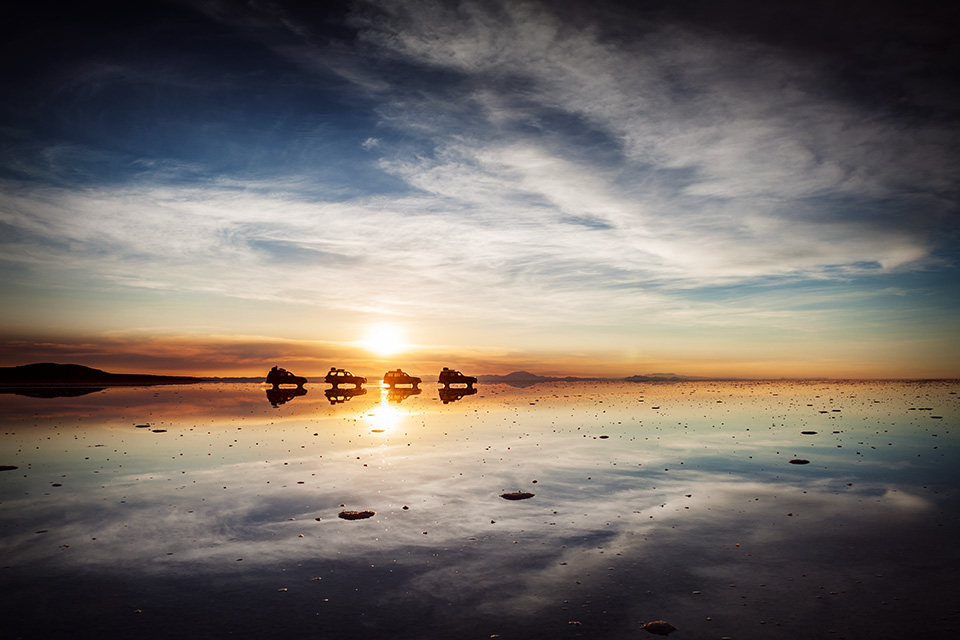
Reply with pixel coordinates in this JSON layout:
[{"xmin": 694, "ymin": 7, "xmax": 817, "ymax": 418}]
[{"xmin": 360, "ymin": 324, "xmax": 407, "ymax": 356}]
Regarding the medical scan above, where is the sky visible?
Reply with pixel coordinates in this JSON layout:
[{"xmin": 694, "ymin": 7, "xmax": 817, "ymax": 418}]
[{"xmin": 0, "ymin": 0, "xmax": 958, "ymax": 379}]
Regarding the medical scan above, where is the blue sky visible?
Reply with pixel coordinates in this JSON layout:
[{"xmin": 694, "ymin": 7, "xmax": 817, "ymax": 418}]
[{"xmin": 1, "ymin": 0, "xmax": 958, "ymax": 377}]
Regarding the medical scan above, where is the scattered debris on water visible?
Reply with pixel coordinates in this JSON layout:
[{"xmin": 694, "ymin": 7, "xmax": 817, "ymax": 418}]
[
  {"xmin": 501, "ymin": 491, "xmax": 535, "ymax": 500},
  {"xmin": 640, "ymin": 620, "xmax": 677, "ymax": 635},
  {"xmin": 338, "ymin": 510, "xmax": 375, "ymax": 520}
]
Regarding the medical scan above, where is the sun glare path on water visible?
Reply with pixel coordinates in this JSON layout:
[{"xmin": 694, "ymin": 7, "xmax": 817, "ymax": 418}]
[{"xmin": 365, "ymin": 387, "xmax": 404, "ymax": 435}]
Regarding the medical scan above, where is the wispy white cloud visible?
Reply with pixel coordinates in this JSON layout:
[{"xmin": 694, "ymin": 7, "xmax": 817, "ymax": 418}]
[
  {"xmin": 346, "ymin": 0, "xmax": 950, "ymax": 278},
  {"xmin": 1, "ymin": 0, "xmax": 956, "ymax": 374}
]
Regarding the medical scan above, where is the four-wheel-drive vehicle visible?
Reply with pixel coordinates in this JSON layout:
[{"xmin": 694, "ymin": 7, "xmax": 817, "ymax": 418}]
[
  {"xmin": 268, "ymin": 364, "xmax": 478, "ymax": 393},
  {"xmin": 438, "ymin": 367, "xmax": 477, "ymax": 386},
  {"xmin": 324, "ymin": 367, "xmax": 366, "ymax": 387},
  {"xmin": 382, "ymin": 369, "xmax": 421, "ymax": 387},
  {"xmin": 266, "ymin": 366, "xmax": 307, "ymax": 388}
]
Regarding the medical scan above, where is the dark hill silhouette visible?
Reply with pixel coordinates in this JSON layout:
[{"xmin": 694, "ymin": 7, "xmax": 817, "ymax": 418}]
[
  {"xmin": 0, "ymin": 363, "xmax": 205, "ymax": 386},
  {"xmin": 623, "ymin": 373, "xmax": 710, "ymax": 381},
  {"xmin": 500, "ymin": 371, "xmax": 543, "ymax": 380},
  {"xmin": 478, "ymin": 371, "xmax": 722, "ymax": 386},
  {"xmin": 477, "ymin": 371, "xmax": 608, "ymax": 387},
  {"xmin": 477, "ymin": 371, "xmax": 554, "ymax": 386}
]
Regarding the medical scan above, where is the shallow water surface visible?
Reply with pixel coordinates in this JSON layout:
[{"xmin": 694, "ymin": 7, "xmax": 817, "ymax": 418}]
[{"xmin": 2, "ymin": 380, "xmax": 958, "ymax": 639}]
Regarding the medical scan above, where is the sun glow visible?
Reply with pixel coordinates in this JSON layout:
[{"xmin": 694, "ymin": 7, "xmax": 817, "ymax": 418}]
[{"xmin": 360, "ymin": 324, "xmax": 407, "ymax": 356}]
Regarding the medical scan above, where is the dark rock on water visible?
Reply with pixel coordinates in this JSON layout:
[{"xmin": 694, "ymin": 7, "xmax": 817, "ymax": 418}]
[
  {"xmin": 500, "ymin": 491, "xmax": 535, "ymax": 500},
  {"xmin": 338, "ymin": 510, "xmax": 375, "ymax": 520},
  {"xmin": 640, "ymin": 620, "xmax": 677, "ymax": 635},
  {"xmin": 789, "ymin": 458, "xmax": 811, "ymax": 464}
]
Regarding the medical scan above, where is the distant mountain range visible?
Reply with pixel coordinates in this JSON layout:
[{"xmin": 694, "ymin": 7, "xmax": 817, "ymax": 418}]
[
  {"xmin": 0, "ymin": 364, "xmax": 726, "ymax": 390},
  {"xmin": 477, "ymin": 371, "xmax": 713, "ymax": 386},
  {"xmin": 0, "ymin": 363, "xmax": 206, "ymax": 386},
  {"xmin": 622, "ymin": 372, "xmax": 716, "ymax": 382}
]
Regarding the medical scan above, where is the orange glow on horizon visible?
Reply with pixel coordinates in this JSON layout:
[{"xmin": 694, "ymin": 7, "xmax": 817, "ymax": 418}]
[{"xmin": 1, "ymin": 333, "xmax": 957, "ymax": 381}]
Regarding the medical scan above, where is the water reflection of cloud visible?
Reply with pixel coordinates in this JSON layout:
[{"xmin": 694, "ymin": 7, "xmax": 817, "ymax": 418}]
[
  {"xmin": 2, "ymin": 435, "xmax": 938, "ymax": 575},
  {"xmin": 3, "ymin": 381, "xmax": 958, "ymax": 638}
]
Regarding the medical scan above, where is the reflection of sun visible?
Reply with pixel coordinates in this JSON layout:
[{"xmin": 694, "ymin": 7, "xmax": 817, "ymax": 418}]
[
  {"xmin": 366, "ymin": 388, "xmax": 402, "ymax": 434},
  {"xmin": 360, "ymin": 324, "xmax": 406, "ymax": 356}
]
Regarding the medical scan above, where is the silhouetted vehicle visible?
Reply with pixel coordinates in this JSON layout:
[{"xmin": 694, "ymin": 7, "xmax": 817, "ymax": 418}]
[
  {"xmin": 325, "ymin": 367, "xmax": 366, "ymax": 387},
  {"xmin": 438, "ymin": 367, "xmax": 477, "ymax": 387},
  {"xmin": 382, "ymin": 369, "xmax": 421, "ymax": 387},
  {"xmin": 266, "ymin": 387, "xmax": 307, "ymax": 407},
  {"xmin": 266, "ymin": 366, "xmax": 307, "ymax": 388},
  {"xmin": 439, "ymin": 386, "xmax": 477, "ymax": 404},
  {"xmin": 387, "ymin": 386, "xmax": 421, "ymax": 403},
  {"xmin": 325, "ymin": 387, "xmax": 367, "ymax": 404}
]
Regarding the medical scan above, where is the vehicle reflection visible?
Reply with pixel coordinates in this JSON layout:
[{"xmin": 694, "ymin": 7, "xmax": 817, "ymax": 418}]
[
  {"xmin": 325, "ymin": 387, "xmax": 368, "ymax": 404},
  {"xmin": 266, "ymin": 386, "xmax": 308, "ymax": 407},
  {"xmin": 386, "ymin": 386, "xmax": 421, "ymax": 403},
  {"xmin": 438, "ymin": 385, "xmax": 477, "ymax": 404}
]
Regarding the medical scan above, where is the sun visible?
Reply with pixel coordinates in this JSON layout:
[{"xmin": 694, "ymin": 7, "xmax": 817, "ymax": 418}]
[{"xmin": 360, "ymin": 324, "xmax": 407, "ymax": 356}]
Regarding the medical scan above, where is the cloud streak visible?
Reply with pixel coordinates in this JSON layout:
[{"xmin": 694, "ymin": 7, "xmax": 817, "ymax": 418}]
[{"xmin": 0, "ymin": 0, "xmax": 957, "ymax": 376}]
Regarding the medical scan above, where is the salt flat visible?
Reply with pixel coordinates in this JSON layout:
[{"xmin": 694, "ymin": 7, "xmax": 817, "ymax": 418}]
[{"xmin": 1, "ymin": 380, "xmax": 957, "ymax": 639}]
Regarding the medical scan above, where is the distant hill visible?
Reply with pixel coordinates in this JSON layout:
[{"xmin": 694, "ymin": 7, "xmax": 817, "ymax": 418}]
[
  {"xmin": 478, "ymin": 371, "xmax": 547, "ymax": 382},
  {"xmin": 478, "ymin": 371, "xmax": 611, "ymax": 386},
  {"xmin": 477, "ymin": 371, "xmax": 718, "ymax": 386},
  {"xmin": 202, "ymin": 376, "xmax": 265, "ymax": 383},
  {"xmin": 0, "ymin": 363, "xmax": 206, "ymax": 386},
  {"xmin": 623, "ymin": 373, "xmax": 709, "ymax": 382}
]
